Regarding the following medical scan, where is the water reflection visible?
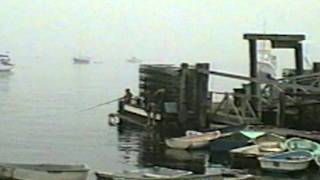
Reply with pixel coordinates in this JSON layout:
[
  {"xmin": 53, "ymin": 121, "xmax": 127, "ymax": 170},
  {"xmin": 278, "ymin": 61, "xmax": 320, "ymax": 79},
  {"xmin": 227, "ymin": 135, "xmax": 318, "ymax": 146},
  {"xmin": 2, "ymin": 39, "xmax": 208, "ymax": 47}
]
[
  {"xmin": 116, "ymin": 124, "xmax": 208, "ymax": 174},
  {"xmin": 0, "ymin": 71, "xmax": 13, "ymax": 92}
]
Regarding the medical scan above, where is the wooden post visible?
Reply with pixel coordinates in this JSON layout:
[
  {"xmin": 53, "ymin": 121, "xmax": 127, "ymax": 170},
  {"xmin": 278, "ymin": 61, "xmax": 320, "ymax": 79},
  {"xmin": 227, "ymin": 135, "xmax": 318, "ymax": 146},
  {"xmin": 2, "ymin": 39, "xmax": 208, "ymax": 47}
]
[
  {"xmin": 196, "ymin": 63, "xmax": 209, "ymax": 128},
  {"xmin": 294, "ymin": 43, "xmax": 304, "ymax": 75},
  {"xmin": 278, "ymin": 92, "xmax": 286, "ymax": 127},
  {"xmin": 178, "ymin": 63, "xmax": 189, "ymax": 128}
]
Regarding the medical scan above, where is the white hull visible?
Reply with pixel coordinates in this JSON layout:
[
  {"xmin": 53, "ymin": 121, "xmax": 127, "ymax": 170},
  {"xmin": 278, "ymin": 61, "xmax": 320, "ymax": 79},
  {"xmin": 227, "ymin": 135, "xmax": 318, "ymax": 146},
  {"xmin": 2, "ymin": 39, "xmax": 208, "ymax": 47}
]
[
  {"xmin": 259, "ymin": 159, "xmax": 311, "ymax": 171},
  {"xmin": 0, "ymin": 163, "xmax": 89, "ymax": 180},
  {"xmin": 165, "ymin": 131, "xmax": 221, "ymax": 150},
  {"xmin": 0, "ymin": 65, "xmax": 14, "ymax": 71},
  {"xmin": 73, "ymin": 58, "xmax": 91, "ymax": 64},
  {"xmin": 258, "ymin": 151, "xmax": 313, "ymax": 172},
  {"xmin": 165, "ymin": 139, "xmax": 209, "ymax": 149}
]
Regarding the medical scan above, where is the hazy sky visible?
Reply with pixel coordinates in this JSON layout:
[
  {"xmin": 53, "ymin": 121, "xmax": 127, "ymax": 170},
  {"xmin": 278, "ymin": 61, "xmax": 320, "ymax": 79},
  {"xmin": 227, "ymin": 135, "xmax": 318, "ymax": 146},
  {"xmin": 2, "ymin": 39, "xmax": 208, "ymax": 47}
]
[{"xmin": 0, "ymin": 0, "xmax": 319, "ymax": 76}]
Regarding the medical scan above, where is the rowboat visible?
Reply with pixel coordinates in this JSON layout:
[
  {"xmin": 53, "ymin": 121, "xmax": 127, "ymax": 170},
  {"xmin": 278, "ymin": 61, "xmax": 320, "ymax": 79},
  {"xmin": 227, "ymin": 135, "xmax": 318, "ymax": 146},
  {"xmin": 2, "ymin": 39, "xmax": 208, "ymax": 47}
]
[
  {"xmin": 165, "ymin": 131, "xmax": 221, "ymax": 149},
  {"xmin": 0, "ymin": 163, "xmax": 90, "ymax": 180},
  {"xmin": 253, "ymin": 133, "xmax": 286, "ymax": 152},
  {"xmin": 95, "ymin": 166, "xmax": 223, "ymax": 180},
  {"xmin": 258, "ymin": 150, "xmax": 313, "ymax": 172},
  {"xmin": 285, "ymin": 137, "xmax": 320, "ymax": 155}
]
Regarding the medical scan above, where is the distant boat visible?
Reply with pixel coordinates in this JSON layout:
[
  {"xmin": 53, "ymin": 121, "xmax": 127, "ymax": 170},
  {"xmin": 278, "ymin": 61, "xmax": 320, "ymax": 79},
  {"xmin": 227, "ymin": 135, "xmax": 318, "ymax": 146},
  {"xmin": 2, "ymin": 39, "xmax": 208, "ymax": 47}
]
[
  {"xmin": 126, "ymin": 57, "xmax": 142, "ymax": 64},
  {"xmin": 73, "ymin": 57, "xmax": 91, "ymax": 64},
  {"xmin": 257, "ymin": 41, "xmax": 277, "ymax": 78},
  {"xmin": 0, "ymin": 163, "xmax": 90, "ymax": 180},
  {"xmin": 165, "ymin": 131, "xmax": 221, "ymax": 149},
  {"xmin": 258, "ymin": 150, "xmax": 313, "ymax": 172},
  {"xmin": 0, "ymin": 53, "xmax": 14, "ymax": 71},
  {"xmin": 95, "ymin": 166, "xmax": 222, "ymax": 180}
]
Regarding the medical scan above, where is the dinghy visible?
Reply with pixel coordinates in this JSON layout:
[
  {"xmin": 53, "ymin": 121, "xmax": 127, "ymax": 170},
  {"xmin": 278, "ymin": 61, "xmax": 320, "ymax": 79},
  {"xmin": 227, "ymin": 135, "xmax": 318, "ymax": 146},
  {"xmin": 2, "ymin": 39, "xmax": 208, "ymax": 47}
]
[
  {"xmin": 254, "ymin": 133, "xmax": 286, "ymax": 153},
  {"xmin": 95, "ymin": 166, "xmax": 223, "ymax": 180},
  {"xmin": 285, "ymin": 137, "xmax": 320, "ymax": 155},
  {"xmin": 0, "ymin": 163, "xmax": 90, "ymax": 180},
  {"xmin": 165, "ymin": 131, "xmax": 221, "ymax": 149},
  {"xmin": 258, "ymin": 150, "xmax": 313, "ymax": 172}
]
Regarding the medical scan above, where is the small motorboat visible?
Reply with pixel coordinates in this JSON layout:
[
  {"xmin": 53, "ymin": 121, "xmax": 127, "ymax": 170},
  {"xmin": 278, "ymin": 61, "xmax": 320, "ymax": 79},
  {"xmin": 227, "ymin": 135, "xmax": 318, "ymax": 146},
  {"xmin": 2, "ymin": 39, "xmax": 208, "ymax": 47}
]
[
  {"xmin": 0, "ymin": 163, "xmax": 90, "ymax": 180},
  {"xmin": 285, "ymin": 137, "xmax": 320, "ymax": 155},
  {"xmin": 165, "ymin": 131, "xmax": 221, "ymax": 150},
  {"xmin": 0, "ymin": 53, "xmax": 14, "ymax": 71},
  {"xmin": 258, "ymin": 150, "xmax": 313, "ymax": 172},
  {"xmin": 95, "ymin": 166, "xmax": 223, "ymax": 180},
  {"xmin": 73, "ymin": 57, "xmax": 91, "ymax": 64}
]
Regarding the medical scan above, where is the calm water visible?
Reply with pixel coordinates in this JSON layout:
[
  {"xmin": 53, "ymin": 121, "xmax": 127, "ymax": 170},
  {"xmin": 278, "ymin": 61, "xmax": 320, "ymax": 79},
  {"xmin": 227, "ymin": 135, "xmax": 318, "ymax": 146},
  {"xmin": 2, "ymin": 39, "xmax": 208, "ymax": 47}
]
[{"xmin": 0, "ymin": 59, "xmax": 319, "ymax": 180}]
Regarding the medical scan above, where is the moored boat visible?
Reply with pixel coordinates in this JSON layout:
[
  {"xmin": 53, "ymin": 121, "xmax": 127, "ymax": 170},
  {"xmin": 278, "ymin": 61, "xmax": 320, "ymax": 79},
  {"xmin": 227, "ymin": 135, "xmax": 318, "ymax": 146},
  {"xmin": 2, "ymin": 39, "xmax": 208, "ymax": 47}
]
[
  {"xmin": 73, "ymin": 57, "xmax": 91, "ymax": 64},
  {"xmin": 0, "ymin": 163, "xmax": 90, "ymax": 180},
  {"xmin": 254, "ymin": 133, "xmax": 286, "ymax": 152},
  {"xmin": 165, "ymin": 131, "xmax": 221, "ymax": 150},
  {"xmin": 285, "ymin": 137, "xmax": 320, "ymax": 155},
  {"xmin": 95, "ymin": 166, "xmax": 223, "ymax": 180},
  {"xmin": 0, "ymin": 53, "xmax": 14, "ymax": 71},
  {"xmin": 258, "ymin": 150, "xmax": 313, "ymax": 172}
]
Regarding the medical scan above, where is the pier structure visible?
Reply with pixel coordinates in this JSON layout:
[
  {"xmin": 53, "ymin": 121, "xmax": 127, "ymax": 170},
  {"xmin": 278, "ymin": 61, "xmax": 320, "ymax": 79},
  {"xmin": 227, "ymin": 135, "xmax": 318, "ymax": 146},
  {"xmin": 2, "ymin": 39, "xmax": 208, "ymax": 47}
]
[
  {"xmin": 118, "ymin": 63, "xmax": 211, "ymax": 132},
  {"xmin": 116, "ymin": 33, "xmax": 320, "ymax": 132}
]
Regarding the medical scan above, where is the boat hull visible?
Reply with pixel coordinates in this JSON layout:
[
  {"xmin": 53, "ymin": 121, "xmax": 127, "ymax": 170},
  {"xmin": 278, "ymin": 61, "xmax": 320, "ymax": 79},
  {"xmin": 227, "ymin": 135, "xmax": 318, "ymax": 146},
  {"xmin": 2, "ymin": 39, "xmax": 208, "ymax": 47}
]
[
  {"xmin": 0, "ymin": 164, "xmax": 89, "ymax": 180},
  {"xmin": 73, "ymin": 58, "xmax": 90, "ymax": 64},
  {"xmin": 165, "ymin": 131, "xmax": 221, "ymax": 150},
  {"xmin": 259, "ymin": 159, "xmax": 310, "ymax": 172},
  {"xmin": 258, "ymin": 151, "xmax": 313, "ymax": 172},
  {"xmin": 95, "ymin": 171, "xmax": 223, "ymax": 180},
  {"xmin": 165, "ymin": 139, "xmax": 209, "ymax": 149},
  {"xmin": 0, "ymin": 65, "xmax": 14, "ymax": 71}
]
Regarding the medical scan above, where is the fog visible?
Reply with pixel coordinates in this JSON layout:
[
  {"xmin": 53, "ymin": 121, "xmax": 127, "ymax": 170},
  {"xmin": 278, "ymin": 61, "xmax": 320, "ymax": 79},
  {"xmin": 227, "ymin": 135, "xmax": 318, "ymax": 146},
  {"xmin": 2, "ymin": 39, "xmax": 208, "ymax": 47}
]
[{"xmin": 0, "ymin": 0, "xmax": 319, "ymax": 90}]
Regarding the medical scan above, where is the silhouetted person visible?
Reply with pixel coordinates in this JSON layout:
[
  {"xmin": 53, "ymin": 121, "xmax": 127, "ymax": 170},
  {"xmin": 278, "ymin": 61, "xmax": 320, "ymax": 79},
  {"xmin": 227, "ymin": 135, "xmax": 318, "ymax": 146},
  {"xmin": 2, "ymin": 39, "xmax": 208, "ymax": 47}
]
[{"xmin": 123, "ymin": 88, "xmax": 133, "ymax": 104}]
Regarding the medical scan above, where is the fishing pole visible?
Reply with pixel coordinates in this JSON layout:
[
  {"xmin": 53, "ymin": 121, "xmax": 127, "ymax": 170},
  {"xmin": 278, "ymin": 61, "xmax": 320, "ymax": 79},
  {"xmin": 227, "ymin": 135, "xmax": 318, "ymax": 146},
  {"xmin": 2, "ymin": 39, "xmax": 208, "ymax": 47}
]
[{"xmin": 79, "ymin": 97, "xmax": 123, "ymax": 112}]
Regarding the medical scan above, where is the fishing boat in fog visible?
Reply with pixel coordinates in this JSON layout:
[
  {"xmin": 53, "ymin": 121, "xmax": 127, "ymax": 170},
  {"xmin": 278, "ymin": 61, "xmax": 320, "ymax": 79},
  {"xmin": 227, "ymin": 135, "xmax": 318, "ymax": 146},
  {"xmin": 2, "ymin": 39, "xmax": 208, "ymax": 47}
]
[
  {"xmin": 0, "ymin": 53, "xmax": 14, "ymax": 71},
  {"xmin": 95, "ymin": 166, "xmax": 223, "ymax": 180},
  {"xmin": 258, "ymin": 150, "xmax": 313, "ymax": 172},
  {"xmin": 0, "ymin": 163, "xmax": 90, "ymax": 180},
  {"xmin": 73, "ymin": 57, "xmax": 91, "ymax": 64},
  {"xmin": 165, "ymin": 131, "xmax": 221, "ymax": 150}
]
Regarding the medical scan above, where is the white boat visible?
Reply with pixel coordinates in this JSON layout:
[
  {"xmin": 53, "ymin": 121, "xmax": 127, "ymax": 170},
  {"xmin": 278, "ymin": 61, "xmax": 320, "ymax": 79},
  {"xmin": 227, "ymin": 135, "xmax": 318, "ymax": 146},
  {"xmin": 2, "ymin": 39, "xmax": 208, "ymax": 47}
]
[
  {"xmin": 165, "ymin": 131, "xmax": 221, "ymax": 149},
  {"xmin": 95, "ymin": 166, "xmax": 223, "ymax": 180},
  {"xmin": 258, "ymin": 150, "xmax": 313, "ymax": 172},
  {"xmin": 257, "ymin": 41, "xmax": 277, "ymax": 79},
  {"xmin": 0, "ymin": 163, "xmax": 90, "ymax": 180},
  {"xmin": 0, "ymin": 54, "xmax": 14, "ymax": 71},
  {"xmin": 73, "ymin": 57, "xmax": 91, "ymax": 64},
  {"xmin": 254, "ymin": 133, "xmax": 286, "ymax": 152}
]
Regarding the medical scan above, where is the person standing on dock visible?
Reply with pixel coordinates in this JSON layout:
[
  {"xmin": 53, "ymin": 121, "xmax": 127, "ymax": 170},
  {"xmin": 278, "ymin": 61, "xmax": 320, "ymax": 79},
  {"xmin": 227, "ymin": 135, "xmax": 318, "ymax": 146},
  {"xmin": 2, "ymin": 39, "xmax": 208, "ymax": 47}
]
[{"xmin": 146, "ymin": 88, "xmax": 166, "ymax": 126}]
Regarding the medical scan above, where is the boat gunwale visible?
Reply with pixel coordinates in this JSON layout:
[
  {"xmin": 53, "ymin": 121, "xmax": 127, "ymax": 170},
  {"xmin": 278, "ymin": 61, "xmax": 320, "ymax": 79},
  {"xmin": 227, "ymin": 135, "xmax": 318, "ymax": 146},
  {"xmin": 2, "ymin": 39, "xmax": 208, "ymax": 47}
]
[{"xmin": 258, "ymin": 150, "xmax": 314, "ymax": 163}]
